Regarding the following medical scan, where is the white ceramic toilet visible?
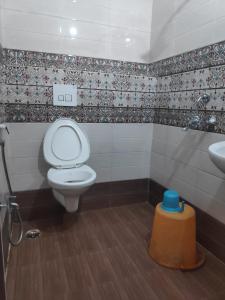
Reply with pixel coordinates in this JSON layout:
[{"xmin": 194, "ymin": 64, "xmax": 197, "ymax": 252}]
[{"xmin": 43, "ymin": 118, "xmax": 96, "ymax": 212}]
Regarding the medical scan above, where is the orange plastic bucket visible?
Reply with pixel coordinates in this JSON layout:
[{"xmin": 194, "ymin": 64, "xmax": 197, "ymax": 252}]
[{"xmin": 149, "ymin": 203, "xmax": 205, "ymax": 270}]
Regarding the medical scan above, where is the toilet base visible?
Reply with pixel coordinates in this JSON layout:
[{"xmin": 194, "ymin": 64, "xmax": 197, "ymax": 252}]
[{"xmin": 53, "ymin": 189, "xmax": 79, "ymax": 212}]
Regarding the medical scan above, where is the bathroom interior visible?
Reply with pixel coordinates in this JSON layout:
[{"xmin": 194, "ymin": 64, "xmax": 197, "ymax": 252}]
[{"xmin": 2, "ymin": 0, "xmax": 225, "ymax": 299}]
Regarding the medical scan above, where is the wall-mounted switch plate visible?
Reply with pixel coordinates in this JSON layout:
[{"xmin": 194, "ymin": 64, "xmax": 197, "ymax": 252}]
[{"xmin": 53, "ymin": 84, "xmax": 77, "ymax": 107}]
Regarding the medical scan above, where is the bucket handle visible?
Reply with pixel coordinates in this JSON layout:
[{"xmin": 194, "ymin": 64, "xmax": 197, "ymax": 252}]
[{"xmin": 178, "ymin": 200, "xmax": 185, "ymax": 212}]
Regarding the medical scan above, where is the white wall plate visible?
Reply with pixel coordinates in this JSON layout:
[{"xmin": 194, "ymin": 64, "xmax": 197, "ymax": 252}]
[{"xmin": 53, "ymin": 84, "xmax": 77, "ymax": 107}]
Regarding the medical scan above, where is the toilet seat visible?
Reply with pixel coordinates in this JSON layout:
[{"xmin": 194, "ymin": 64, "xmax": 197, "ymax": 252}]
[
  {"xmin": 47, "ymin": 165, "xmax": 96, "ymax": 190},
  {"xmin": 43, "ymin": 118, "xmax": 90, "ymax": 169}
]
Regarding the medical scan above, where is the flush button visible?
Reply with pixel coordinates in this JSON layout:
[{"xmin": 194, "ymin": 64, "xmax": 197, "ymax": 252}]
[
  {"xmin": 65, "ymin": 94, "xmax": 72, "ymax": 102},
  {"xmin": 58, "ymin": 95, "xmax": 64, "ymax": 101}
]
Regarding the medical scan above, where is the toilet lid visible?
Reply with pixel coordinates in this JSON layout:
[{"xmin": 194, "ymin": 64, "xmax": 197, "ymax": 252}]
[{"xmin": 43, "ymin": 118, "xmax": 90, "ymax": 168}]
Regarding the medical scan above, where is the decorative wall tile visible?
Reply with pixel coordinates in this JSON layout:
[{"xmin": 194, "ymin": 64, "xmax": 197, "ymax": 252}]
[
  {"xmin": 156, "ymin": 89, "xmax": 225, "ymax": 111},
  {"xmin": 2, "ymin": 49, "xmax": 157, "ymax": 111},
  {"xmin": 4, "ymin": 66, "xmax": 157, "ymax": 93},
  {"xmin": 157, "ymin": 69, "xmax": 211, "ymax": 93},
  {"xmin": 4, "ymin": 102, "xmax": 225, "ymax": 134},
  {"xmin": 4, "ymin": 39, "xmax": 225, "ymax": 78},
  {"xmin": 3, "ymin": 49, "xmax": 152, "ymax": 76},
  {"xmin": 2, "ymin": 84, "xmax": 53, "ymax": 104},
  {"xmin": 4, "ymin": 104, "xmax": 154, "ymax": 124},
  {"xmin": 208, "ymin": 66, "xmax": 225, "ymax": 88},
  {"xmin": 68, "ymin": 70, "xmax": 92, "ymax": 89},
  {"xmin": 3, "ymin": 39, "xmax": 225, "ymax": 134},
  {"xmin": 149, "ymin": 40, "xmax": 225, "ymax": 76},
  {"xmin": 4, "ymin": 66, "xmax": 65, "ymax": 86},
  {"xmin": 153, "ymin": 109, "xmax": 225, "ymax": 134}
]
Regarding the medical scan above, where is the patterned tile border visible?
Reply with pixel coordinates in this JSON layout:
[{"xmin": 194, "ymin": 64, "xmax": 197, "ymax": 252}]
[
  {"xmin": 4, "ymin": 39, "xmax": 225, "ymax": 79},
  {"xmin": 3, "ymin": 49, "xmax": 152, "ymax": 76},
  {"xmin": 4, "ymin": 104, "xmax": 154, "ymax": 123},
  {"xmin": 7, "ymin": 39, "xmax": 225, "ymax": 77},
  {"xmin": 155, "ymin": 89, "xmax": 225, "ymax": 111},
  {"xmin": 149, "ymin": 39, "xmax": 225, "ymax": 76},
  {"xmin": 157, "ymin": 66, "xmax": 225, "ymax": 94},
  {"xmin": 3, "ymin": 103, "xmax": 225, "ymax": 133},
  {"xmin": 154, "ymin": 108, "xmax": 225, "ymax": 133}
]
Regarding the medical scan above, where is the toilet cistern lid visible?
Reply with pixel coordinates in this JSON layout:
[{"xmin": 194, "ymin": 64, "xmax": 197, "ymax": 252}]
[{"xmin": 43, "ymin": 118, "xmax": 90, "ymax": 168}]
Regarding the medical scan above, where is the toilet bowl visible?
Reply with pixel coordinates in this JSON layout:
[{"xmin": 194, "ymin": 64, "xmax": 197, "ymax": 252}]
[{"xmin": 43, "ymin": 118, "xmax": 96, "ymax": 212}]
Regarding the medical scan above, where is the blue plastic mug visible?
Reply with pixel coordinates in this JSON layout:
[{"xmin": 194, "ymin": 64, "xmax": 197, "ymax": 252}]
[{"xmin": 161, "ymin": 190, "xmax": 184, "ymax": 213}]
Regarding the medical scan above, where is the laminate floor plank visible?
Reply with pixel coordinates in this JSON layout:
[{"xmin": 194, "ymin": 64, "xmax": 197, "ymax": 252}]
[{"xmin": 6, "ymin": 202, "xmax": 225, "ymax": 300}]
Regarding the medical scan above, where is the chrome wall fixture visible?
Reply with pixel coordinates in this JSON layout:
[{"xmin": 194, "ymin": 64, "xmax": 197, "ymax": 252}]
[{"xmin": 183, "ymin": 94, "xmax": 217, "ymax": 131}]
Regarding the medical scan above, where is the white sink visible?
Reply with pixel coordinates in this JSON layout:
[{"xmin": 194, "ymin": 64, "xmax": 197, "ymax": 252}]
[{"xmin": 208, "ymin": 141, "xmax": 225, "ymax": 173}]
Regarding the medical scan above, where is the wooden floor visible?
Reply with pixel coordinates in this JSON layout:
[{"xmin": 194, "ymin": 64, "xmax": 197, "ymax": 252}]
[{"xmin": 6, "ymin": 202, "xmax": 225, "ymax": 300}]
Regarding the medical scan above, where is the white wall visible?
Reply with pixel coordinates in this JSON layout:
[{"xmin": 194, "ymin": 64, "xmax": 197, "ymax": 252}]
[
  {"xmin": 0, "ymin": 0, "xmax": 2, "ymax": 44},
  {"xmin": 6, "ymin": 123, "xmax": 153, "ymax": 191},
  {"xmin": 150, "ymin": 0, "xmax": 225, "ymax": 62},
  {"xmin": 151, "ymin": 124, "xmax": 225, "ymax": 224},
  {"xmin": 1, "ymin": 0, "xmax": 153, "ymax": 63},
  {"xmin": 3, "ymin": 0, "xmax": 225, "ymax": 63}
]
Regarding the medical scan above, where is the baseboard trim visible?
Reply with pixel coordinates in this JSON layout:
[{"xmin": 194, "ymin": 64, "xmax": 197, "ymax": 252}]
[{"xmin": 149, "ymin": 179, "xmax": 225, "ymax": 264}]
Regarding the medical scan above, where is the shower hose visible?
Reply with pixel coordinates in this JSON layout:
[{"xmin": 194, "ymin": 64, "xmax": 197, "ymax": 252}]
[{"xmin": 1, "ymin": 142, "xmax": 23, "ymax": 246}]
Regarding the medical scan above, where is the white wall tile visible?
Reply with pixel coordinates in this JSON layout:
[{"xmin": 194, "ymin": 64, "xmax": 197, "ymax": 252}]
[
  {"xmin": 7, "ymin": 123, "xmax": 152, "ymax": 191},
  {"xmin": 150, "ymin": 152, "xmax": 166, "ymax": 174},
  {"xmin": 152, "ymin": 138, "xmax": 166, "ymax": 156},
  {"xmin": 111, "ymin": 152, "xmax": 146, "ymax": 167},
  {"xmin": 7, "ymin": 156, "xmax": 47, "ymax": 176},
  {"xmin": 88, "ymin": 153, "xmax": 112, "ymax": 169},
  {"xmin": 111, "ymin": 165, "xmax": 146, "ymax": 181},
  {"xmin": 7, "ymin": 123, "xmax": 48, "ymax": 141},
  {"xmin": 9, "ymin": 121, "xmax": 225, "ymax": 225},
  {"xmin": 2, "ymin": 0, "xmax": 225, "ymax": 62},
  {"xmin": 3, "ymin": 29, "xmax": 109, "ymax": 60},
  {"xmin": 165, "ymin": 159, "xmax": 198, "ymax": 187},
  {"xmin": 1, "ymin": 0, "xmax": 153, "ymax": 62},
  {"xmin": 11, "ymin": 172, "xmax": 48, "ymax": 191},
  {"xmin": 196, "ymin": 170, "xmax": 225, "ymax": 202},
  {"xmin": 152, "ymin": 124, "xmax": 168, "ymax": 140},
  {"xmin": 166, "ymin": 176, "xmax": 195, "ymax": 204},
  {"xmin": 150, "ymin": 0, "xmax": 225, "ymax": 62},
  {"xmin": 7, "ymin": 139, "xmax": 43, "ymax": 158},
  {"xmin": 86, "ymin": 124, "xmax": 113, "ymax": 154},
  {"xmin": 197, "ymin": 132, "xmax": 225, "ymax": 152},
  {"xmin": 150, "ymin": 167, "xmax": 166, "ymax": 187},
  {"xmin": 194, "ymin": 188, "xmax": 225, "ymax": 224},
  {"xmin": 3, "ymin": 9, "xmax": 150, "ymax": 47},
  {"xmin": 2, "ymin": 0, "xmax": 152, "ymax": 31},
  {"xmin": 197, "ymin": 150, "xmax": 225, "ymax": 179},
  {"xmin": 112, "ymin": 137, "xmax": 146, "ymax": 153},
  {"xmin": 94, "ymin": 167, "xmax": 112, "ymax": 183},
  {"xmin": 151, "ymin": 124, "xmax": 225, "ymax": 224},
  {"xmin": 88, "ymin": 153, "xmax": 112, "ymax": 183}
]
